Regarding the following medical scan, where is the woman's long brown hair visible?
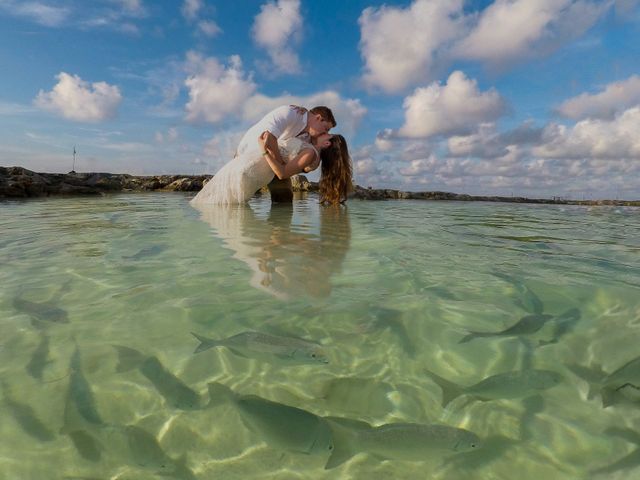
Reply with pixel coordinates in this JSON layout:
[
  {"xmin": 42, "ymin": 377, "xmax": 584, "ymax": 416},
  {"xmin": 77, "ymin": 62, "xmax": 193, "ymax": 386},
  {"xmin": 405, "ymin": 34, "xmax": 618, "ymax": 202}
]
[{"xmin": 319, "ymin": 134, "xmax": 352, "ymax": 205}]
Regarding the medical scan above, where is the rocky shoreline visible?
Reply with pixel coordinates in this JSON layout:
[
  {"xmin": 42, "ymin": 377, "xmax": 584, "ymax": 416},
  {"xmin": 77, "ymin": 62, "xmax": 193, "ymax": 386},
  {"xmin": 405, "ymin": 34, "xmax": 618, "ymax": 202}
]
[{"xmin": 1, "ymin": 166, "xmax": 638, "ymax": 206}]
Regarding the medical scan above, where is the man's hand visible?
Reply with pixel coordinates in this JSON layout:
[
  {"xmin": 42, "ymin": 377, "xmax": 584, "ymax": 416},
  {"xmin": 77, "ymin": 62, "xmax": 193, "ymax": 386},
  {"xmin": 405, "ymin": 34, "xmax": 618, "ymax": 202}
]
[{"xmin": 290, "ymin": 105, "xmax": 307, "ymax": 115}]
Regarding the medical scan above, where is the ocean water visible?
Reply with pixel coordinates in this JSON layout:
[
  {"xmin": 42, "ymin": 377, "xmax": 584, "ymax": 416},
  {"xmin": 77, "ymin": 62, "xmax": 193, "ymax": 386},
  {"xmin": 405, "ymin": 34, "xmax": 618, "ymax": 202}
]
[{"xmin": 1, "ymin": 192, "xmax": 639, "ymax": 480}]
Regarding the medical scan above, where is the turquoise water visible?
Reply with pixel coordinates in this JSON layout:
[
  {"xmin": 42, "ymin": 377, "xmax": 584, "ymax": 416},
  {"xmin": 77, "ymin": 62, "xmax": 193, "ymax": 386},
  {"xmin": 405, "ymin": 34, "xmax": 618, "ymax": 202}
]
[{"xmin": 1, "ymin": 192, "xmax": 639, "ymax": 479}]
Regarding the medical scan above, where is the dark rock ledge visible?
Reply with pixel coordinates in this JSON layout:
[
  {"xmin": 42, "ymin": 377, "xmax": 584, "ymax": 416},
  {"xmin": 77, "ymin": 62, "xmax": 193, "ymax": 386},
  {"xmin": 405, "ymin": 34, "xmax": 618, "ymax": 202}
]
[{"xmin": 1, "ymin": 166, "xmax": 638, "ymax": 206}]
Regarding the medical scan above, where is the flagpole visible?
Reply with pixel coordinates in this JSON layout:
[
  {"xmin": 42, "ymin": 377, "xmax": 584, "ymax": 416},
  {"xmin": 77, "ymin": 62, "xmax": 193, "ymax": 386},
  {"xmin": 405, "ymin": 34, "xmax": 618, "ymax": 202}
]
[{"xmin": 72, "ymin": 145, "xmax": 76, "ymax": 173}]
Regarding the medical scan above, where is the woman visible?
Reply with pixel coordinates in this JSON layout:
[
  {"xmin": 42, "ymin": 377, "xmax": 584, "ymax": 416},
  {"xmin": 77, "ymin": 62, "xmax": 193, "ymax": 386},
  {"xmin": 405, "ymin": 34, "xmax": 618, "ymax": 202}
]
[{"xmin": 190, "ymin": 132, "xmax": 352, "ymax": 206}]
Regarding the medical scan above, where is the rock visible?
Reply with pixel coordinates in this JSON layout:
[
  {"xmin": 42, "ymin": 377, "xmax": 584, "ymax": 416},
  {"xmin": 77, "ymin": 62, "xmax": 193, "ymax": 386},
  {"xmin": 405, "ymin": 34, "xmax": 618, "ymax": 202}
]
[
  {"xmin": 291, "ymin": 174, "xmax": 311, "ymax": 191},
  {"xmin": 1, "ymin": 166, "xmax": 638, "ymax": 205}
]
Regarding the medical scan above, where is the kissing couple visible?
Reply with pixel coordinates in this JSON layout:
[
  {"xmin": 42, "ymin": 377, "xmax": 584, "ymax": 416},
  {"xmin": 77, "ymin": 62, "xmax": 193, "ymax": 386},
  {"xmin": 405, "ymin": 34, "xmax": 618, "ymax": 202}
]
[{"xmin": 190, "ymin": 105, "xmax": 352, "ymax": 206}]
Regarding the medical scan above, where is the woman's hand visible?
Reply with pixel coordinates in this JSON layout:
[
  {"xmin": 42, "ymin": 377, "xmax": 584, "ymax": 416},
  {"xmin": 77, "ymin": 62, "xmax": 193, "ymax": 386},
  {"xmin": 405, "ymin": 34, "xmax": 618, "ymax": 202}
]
[{"xmin": 258, "ymin": 131, "xmax": 269, "ymax": 150}]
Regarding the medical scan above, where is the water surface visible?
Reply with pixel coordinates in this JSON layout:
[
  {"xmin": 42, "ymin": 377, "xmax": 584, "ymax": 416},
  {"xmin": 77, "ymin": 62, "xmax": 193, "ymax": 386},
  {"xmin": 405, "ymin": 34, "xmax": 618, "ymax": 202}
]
[{"xmin": 1, "ymin": 193, "xmax": 639, "ymax": 479}]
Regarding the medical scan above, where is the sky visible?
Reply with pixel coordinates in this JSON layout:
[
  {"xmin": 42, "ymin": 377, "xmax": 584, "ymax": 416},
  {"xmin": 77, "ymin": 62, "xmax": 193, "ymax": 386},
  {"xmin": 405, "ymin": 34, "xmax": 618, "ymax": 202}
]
[{"xmin": 1, "ymin": 0, "xmax": 639, "ymax": 199}]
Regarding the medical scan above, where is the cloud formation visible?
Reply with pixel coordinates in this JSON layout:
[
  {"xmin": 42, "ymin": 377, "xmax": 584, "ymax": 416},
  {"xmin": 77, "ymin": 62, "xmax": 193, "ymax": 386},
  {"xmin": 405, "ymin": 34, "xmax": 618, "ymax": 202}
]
[
  {"xmin": 359, "ymin": 0, "xmax": 464, "ymax": 93},
  {"xmin": 556, "ymin": 75, "xmax": 640, "ymax": 120},
  {"xmin": 358, "ymin": 0, "xmax": 617, "ymax": 93},
  {"xmin": 454, "ymin": 0, "xmax": 608, "ymax": 66},
  {"xmin": 34, "ymin": 72, "xmax": 122, "ymax": 122},
  {"xmin": 181, "ymin": 0, "xmax": 221, "ymax": 38},
  {"xmin": 535, "ymin": 106, "xmax": 640, "ymax": 159},
  {"xmin": 0, "ymin": 0, "xmax": 70, "ymax": 26},
  {"xmin": 398, "ymin": 71, "xmax": 506, "ymax": 138},
  {"xmin": 184, "ymin": 52, "xmax": 257, "ymax": 123},
  {"xmin": 252, "ymin": 0, "xmax": 303, "ymax": 75},
  {"xmin": 181, "ymin": 0, "xmax": 202, "ymax": 20}
]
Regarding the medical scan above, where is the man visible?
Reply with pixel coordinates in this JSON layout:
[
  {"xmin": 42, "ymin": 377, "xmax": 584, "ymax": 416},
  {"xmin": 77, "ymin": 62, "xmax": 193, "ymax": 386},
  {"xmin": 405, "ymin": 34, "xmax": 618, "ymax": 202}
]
[{"xmin": 235, "ymin": 105, "xmax": 336, "ymax": 202}]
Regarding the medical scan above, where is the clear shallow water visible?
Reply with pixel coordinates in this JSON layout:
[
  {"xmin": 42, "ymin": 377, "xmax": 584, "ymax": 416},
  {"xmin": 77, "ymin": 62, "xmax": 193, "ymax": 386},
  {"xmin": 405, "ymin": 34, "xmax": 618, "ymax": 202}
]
[{"xmin": 1, "ymin": 192, "xmax": 639, "ymax": 479}]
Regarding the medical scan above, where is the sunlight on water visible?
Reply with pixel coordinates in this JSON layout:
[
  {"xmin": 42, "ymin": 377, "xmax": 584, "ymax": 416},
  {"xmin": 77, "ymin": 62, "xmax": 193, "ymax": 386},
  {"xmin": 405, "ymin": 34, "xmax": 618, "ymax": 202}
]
[{"xmin": 1, "ymin": 193, "xmax": 639, "ymax": 479}]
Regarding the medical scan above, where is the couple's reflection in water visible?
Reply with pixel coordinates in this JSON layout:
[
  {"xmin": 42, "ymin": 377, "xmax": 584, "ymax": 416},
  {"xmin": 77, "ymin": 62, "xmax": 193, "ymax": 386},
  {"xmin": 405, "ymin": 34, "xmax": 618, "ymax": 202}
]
[{"xmin": 193, "ymin": 198, "xmax": 351, "ymax": 299}]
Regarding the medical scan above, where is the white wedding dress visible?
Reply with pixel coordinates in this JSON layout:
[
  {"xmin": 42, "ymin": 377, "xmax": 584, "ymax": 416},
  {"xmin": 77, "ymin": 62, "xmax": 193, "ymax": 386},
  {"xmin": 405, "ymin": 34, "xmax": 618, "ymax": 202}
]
[{"xmin": 190, "ymin": 137, "xmax": 317, "ymax": 205}]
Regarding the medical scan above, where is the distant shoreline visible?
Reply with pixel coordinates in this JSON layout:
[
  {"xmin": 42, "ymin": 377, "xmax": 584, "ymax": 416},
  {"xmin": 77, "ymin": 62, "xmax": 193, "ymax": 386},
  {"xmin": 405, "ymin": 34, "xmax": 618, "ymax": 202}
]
[{"xmin": 1, "ymin": 166, "xmax": 638, "ymax": 206}]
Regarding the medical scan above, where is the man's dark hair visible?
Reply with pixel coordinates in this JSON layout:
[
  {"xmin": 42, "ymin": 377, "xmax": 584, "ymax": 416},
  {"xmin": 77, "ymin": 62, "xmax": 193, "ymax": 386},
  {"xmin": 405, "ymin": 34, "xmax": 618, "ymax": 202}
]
[{"xmin": 310, "ymin": 106, "xmax": 336, "ymax": 127}]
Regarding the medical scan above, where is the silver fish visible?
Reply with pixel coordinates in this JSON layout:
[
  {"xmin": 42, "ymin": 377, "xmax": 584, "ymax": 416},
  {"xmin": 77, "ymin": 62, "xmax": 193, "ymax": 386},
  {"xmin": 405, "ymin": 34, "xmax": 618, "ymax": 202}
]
[
  {"xmin": 568, "ymin": 356, "xmax": 640, "ymax": 407},
  {"xmin": 13, "ymin": 297, "xmax": 68, "ymax": 326},
  {"xmin": 65, "ymin": 345, "xmax": 104, "ymax": 426},
  {"xmin": 66, "ymin": 429, "xmax": 102, "ymax": 462},
  {"xmin": 207, "ymin": 382, "xmax": 334, "ymax": 456},
  {"xmin": 590, "ymin": 427, "xmax": 640, "ymax": 475},
  {"xmin": 2, "ymin": 381, "xmax": 55, "ymax": 442},
  {"xmin": 192, "ymin": 331, "xmax": 328, "ymax": 364},
  {"xmin": 492, "ymin": 272, "xmax": 544, "ymax": 314},
  {"xmin": 459, "ymin": 314, "xmax": 553, "ymax": 343},
  {"xmin": 538, "ymin": 308, "xmax": 581, "ymax": 346},
  {"xmin": 358, "ymin": 307, "xmax": 415, "ymax": 357},
  {"xmin": 325, "ymin": 417, "xmax": 481, "ymax": 469},
  {"xmin": 26, "ymin": 333, "xmax": 51, "ymax": 380},
  {"xmin": 94, "ymin": 424, "xmax": 196, "ymax": 479},
  {"xmin": 424, "ymin": 368, "xmax": 562, "ymax": 407},
  {"xmin": 321, "ymin": 376, "xmax": 394, "ymax": 418},
  {"xmin": 113, "ymin": 346, "xmax": 205, "ymax": 410}
]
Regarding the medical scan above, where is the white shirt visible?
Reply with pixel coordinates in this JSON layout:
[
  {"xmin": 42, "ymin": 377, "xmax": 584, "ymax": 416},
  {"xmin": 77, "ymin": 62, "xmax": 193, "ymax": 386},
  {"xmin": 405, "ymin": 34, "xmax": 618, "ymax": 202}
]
[{"xmin": 236, "ymin": 105, "xmax": 307, "ymax": 157}]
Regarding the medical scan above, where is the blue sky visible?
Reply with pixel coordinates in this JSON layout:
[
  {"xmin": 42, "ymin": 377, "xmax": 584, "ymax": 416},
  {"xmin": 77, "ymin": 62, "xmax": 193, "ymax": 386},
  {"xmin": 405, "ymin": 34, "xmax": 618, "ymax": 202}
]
[{"xmin": 1, "ymin": 0, "xmax": 639, "ymax": 199}]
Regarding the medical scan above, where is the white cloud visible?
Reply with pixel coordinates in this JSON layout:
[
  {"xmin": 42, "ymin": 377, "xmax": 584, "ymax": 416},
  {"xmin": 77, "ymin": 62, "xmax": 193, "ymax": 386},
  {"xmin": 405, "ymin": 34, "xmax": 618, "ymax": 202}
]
[
  {"xmin": 155, "ymin": 127, "xmax": 178, "ymax": 143},
  {"xmin": 252, "ymin": 0, "xmax": 303, "ymax": 74},
  {"xmin": 34, "ymin": 72, "xmax": 122, "ymax": 122},
  {"xmin": 0, "ymin": 1, "xmax": 70, "ymax": 26},
  {"xmin": 181, "ymin": 0, "xmax": 222, "ymax": 37},
  {"xmin": 398, "ymin": 71, "xmax": 506, "ymax": 138},
  {"xmin": 184, "ymin": 52, "xmax": 257, "ymax": 124},
  {"xmin": 181, "ymin": 0, "xmax": 203, "ymax": 20},
  {"xmin": 556, "ymin": 75, "xmax": 640, "ymax": 119},
  {"xmin": 359, "ymin": 0, "xmax": 465, "ymax": 93},
  {"xmin": 454, "ymin": 0, "xmax": 610, "ymax": 66},
  {"xmin": 198, "ymin": 20, "xmax": 221, "ymax": 37},
  {"xmin": 113, "ymin": 0, "xmax": 146, "ymax": 17},
  {"xmin": 375, "ymin": 129, "xmax": 395, "ymax": 151},
  {"xmin": 241, "ymin": 90, "xmax": 367, "ymax": 137},
  {"xmin": 398, "ymin": 156, "xmax": 439, "ymax": 177},
  {"xmin": 534, "ymin": 106, "xmax": 640, "ymax": 159}
]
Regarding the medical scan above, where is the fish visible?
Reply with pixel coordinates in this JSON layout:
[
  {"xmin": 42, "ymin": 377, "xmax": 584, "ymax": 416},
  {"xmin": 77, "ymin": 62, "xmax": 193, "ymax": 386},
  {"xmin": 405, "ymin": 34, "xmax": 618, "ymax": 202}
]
[
  {"xmin": 320, "ymin": 376, "xmax": 394, "ymax": 418},
  {"xmin": 459, "ymin": 314, "xmax": 553, "ymax": 343},
  {"xmin": 358, "ymin": 307, "xmax": 415, "ymax": 357},
  {"xmin": 94, "ymin": 424, "xmax": 196, "ymax": 479},
  {"xmin": 124, "ymin": 425, "xmax": 196, "ymax": 479},
  {"xmin": 26, "ymin": 333, "xmax": 52, "ymax": 380},
  {"xmin": 424, "ymin": 368, "xmax": 563, "ymax": 407},
  {"xmin": 65, "ymin": 345, "xmax": 104, "ymax": 426},
  {"xmin": 441, "ymin": 434, "xmax": 515, "ymax": 471},
  {"xmin": 138, "ymin": 356, "xmax": 204, "ymax": 410},
  {"xmin": 192, "ymin": 331, "xmax": 329, "ymax": 365},
  {"xmin": 123, "ymin": 245, "xmax": 167, "ymax": 260},
  {"xmin": 207, "ymin": 382, "xmax": 334, "ymax": 456},
  {"xmin": 325, "ymin": 417, "xmax": 481, "ymax": 469},
  {"xmin": 538, "ymin": 308, "xmax": 582, "ymax": 346},
  {"xmin": 492, "ymin": 272, "xmax": 544, "ymax": 314},
  {"xmin": 568, "ymin": 356, "xmax": 640, "ymax": 407},
  {"xmin": 1, "ymin": 381, "xmax": 55, "ymax": 442},
  {"xmin": 590, "ymin": 427, "xmax": 640, "ymax": 475},
  {"xmin": 113, "ymin": 346, "xmax": 205, "ymax": 410},
  {"xmin": 66, "ymin": 429, "xmax": 102, "ymax": 462},
  {"xmin": 13, "ymin": 296, "xmax": 69, "ymax": 326}
]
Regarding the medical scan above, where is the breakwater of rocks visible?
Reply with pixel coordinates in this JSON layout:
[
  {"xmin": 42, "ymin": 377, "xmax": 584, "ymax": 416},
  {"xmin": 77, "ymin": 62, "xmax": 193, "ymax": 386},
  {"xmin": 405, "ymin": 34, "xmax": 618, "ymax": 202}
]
[{"xmin": 1, "ymin": 166, "xmax": 638, "ymax": 206}]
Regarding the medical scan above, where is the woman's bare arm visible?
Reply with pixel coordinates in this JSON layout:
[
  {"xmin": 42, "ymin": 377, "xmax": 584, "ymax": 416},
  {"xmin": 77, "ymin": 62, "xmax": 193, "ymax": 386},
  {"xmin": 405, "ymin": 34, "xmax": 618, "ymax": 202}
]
[
  {"xmin": 259, "ymin": 132, "xmax": 318, "ymax": 179},
  {"xmin": 261, "ymin": 132, "xmax": 286, "ymax": 166}
]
